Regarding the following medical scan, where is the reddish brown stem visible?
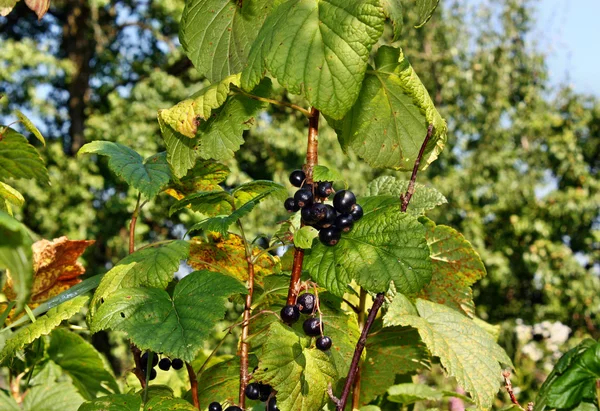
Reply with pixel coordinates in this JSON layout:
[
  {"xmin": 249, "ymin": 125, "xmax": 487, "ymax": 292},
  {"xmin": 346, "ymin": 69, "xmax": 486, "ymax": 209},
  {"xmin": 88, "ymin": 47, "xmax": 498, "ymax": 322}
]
[
  {"xmin": 351, "ymin": 288, "xmax": 368, "ymax": 408},
  {"xmin": 187, "ymin": 362, "xmax": 200, "ymax": 409},
  {"xmin": 401, "ymin": 124, "xmax": 434, "ymax": 212},
  {"xmin": 238, "ymin": 221, "xmax": 255, "ymax": 408},
  {"xmin": 130, "ymin": 344, "xmax": 147, "ymax": 388}
]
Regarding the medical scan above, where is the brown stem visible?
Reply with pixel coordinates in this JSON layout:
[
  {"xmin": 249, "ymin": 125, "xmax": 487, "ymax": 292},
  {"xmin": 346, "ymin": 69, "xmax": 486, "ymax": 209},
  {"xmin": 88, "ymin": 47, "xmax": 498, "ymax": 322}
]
[
  {"xmin": 238, "ymin": 220, "xmax": 255, "ymax": 408},
  {"xmin": 187, "ymin": 362, "xmax": 200, "ymax": 409},
  {"xmin": 502, "ymin": 370, "xmax": 526, "ymax": 410},
  {"xmin": 351, "ymin": 288, "xmax": 368, "ymax": 409},
  {"xmin": 401, "ymin": 124, "xmax": 434, "ymax": 213},
  {"xmin": 130, "ymin": 344, "xmax": 147, "ymax": 389}
]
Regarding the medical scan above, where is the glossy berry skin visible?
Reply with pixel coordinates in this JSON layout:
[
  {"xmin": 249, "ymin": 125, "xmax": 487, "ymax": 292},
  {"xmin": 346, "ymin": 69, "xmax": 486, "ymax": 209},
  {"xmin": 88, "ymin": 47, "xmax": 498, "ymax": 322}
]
[
  {"xmin": 333, "ymin": 190, "xmax": 356, "ymax": 214},
  {"xmin": 149, "ymin": 368, "xmax": 157, "ymax": 380},
  {"xmin": 158, "ymin": 358, "xmax": 171, "ymax": 371},
  {"xmin": 303, "ymin": 317, "xmax": 323, "ymax": 337},
  {"xmin": 208, "ymin": 403, "xmax": 223, "ymax": 411},
  {"xmin": 319, "ymin": 226, "xmax": 342, "ymax": 247},
  {"xmin": 300, "ymin": 206, "xmax": 318, "ymax": 225},
  {"xmin": 289, "ymin": 169, "xmax": 306, "ymax": 187},
  {"xmin": 284, "ymin": 197, "xmax": 300, "ymax": 212},
  {"xmin": 296, "ymin": 293, "xmax": 316, "ymax": 314},
  {"xmin": 350, "ymin": 204, "xmax": 364, "ymax": 221},
  {"xmin": 280, "ymin": 304, "xmax": 300, "ymax": 324},
  {"xmin": 317, "ymin": 205, "xmax": 337, "ymax": 228},
  {"xmin": 258, "ymin": 384, "xmax": 272, "ymax": 401},
  {"xmin": 224, "ymin": 407, "xmax": 242, "ymax": 411},
  {"xmin": 308, "ymin": 203, "xmax": 328, "ymax": 222},
  {"xmin": 171, "ymin": 358, "xmax": 184, "ymax": 370},
  {"xmin": 266, "ymin": 397, "xmax": 280, "ymax": 411},
  {"xmin": 316, "ymin": 181, "xmax": 334, "ymax": 198},
  {"xmin": 141, "ymin": 352, "xmax": 158, "ymax": 368},
  {"xmin": 294, "ymin": 188, "xmax": 314, "ymax": 208},
  {"xmin": 316, "ymin": 336, "xmax": 333, "ymax": 351},
  {"xmin": 335, "ymin": 214, "xmax": 354, "ymax": 233},
  {"xmin": 245, "ymin": 382, "xmax": 261, "ymax": 400}
]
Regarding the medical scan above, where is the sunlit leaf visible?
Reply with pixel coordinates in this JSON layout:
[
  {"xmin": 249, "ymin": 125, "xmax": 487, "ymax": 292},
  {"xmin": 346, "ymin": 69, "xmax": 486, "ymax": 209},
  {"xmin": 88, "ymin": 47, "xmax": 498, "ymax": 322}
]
[{"xmin": 0, "ymin": 127, "xmax": 49, "ymax": 184}]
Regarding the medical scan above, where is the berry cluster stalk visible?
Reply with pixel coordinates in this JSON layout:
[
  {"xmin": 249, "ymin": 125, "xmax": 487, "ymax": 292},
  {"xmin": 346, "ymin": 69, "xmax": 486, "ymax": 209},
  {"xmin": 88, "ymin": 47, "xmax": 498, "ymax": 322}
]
[
  {"xmin": 187, "ymin": 362, "xmax": 200, "ymax": 409},
  {"xmin": 332, "ymin": 125, "xmax": 434, "ymax": 410},
  {"xmin": 286, "ymin": 107, "xmax": 320, "ymax": 305},
  {"xmin": 238, "ymin": 219, "xmax": 255, "ymax": 408}
]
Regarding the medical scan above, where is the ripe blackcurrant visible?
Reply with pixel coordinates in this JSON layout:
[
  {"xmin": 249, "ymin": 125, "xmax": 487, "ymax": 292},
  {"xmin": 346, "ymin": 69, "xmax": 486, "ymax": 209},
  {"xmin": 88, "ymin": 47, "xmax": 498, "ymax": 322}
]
[
  {"xmin": 149, "ymin": 368, "xmax": 157, "ymax": 380},
  {"xmin": 308, "ymin": 203, "xmax": 328, "ymax": 222},
  {"xmin": 296, "ymin": 293, "xmax": 316, "ymax": 314},
  {"xmin": 316, "ymin": 181, "xmax": 334, "ymax": 198},
  {"xmin": 335, "ymin": 214, "xmax": 354, "ymax": 233},
  {"xmin": 316, "ymin": 336, "xmax": 333, "ymax": 351},
  {"xmin": 245, "ymin": 382, "xmax": 261, "ymax": 400},
  {"xmin": 294, "ymin": 188, "xmax": 314, "ymax": 208},
  {"xmin": 284, "ymin": 197, "xmax": 299, "ymax": 212},
  {"xmin": 158, "ymin": 358, "xmax": 171, "ymax": 371},
  {"xmin": 303, "ymin": 317, "xmax": 323, "ymax": 337},
  {"xmin": 224, "ymin": 407, "xmax": 242, "ymax": 411},
  {"xmin": 208, "ymin": 403, "xmax": 223, "ymax": 411},
  {"xmin": 141, "ymin": 352, "xmax": 158, "ymax": 368},
  {"xmin": 280, "ymin": 304, "xmax": 300, "ymax": 324},
  {"xmin": 319, "ymin": 226, "xmax": 342, "ymax": 246},
  {"xmin": 266, "ymin": 397, "xmax": 280, "ymax": 411},
  {"xmin": 258, "ymin": 384, "xmax": 272, "ymax": 401},
  {"xmin": 171, "ymin": 358, "xmax": 184, "ymax": 370},
  {"xmin": 301, "ymin": 206, "xmax": 318, "ymax": 225},
  {"xmin": 316, "ymin": 205, "xmax": 336, "ymax": 228},
  {"xmin": 350, "ymin": 203, "xmax": 363, "ymax": 221},
  {"xmin": 333, "ymin": 190, "xmax": 356, "ymax": 213},
  {"xmin": 289, "ymin": 169, "xmax": 306, "ymax": 187}
]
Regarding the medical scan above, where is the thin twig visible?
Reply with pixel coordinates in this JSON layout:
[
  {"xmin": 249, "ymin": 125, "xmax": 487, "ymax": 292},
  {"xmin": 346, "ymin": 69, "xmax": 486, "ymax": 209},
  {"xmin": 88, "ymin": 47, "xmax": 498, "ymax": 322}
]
[
  {"xmin": 129, "ymin": 193, "xmax": 142, "ymax": 254},
  {"xmin": 401, "ymin": 124, "xmax": 434, "ymax": 213},
  {"xmin": 187, "ymin": 362, "xmax": 200, "ymax": 409},
  {"xmin": 351, "ymin": 288, "xmax": 368, "ymax": 409},
  {"xmin": 232, "ymin": 86, "xmax": 312, "ymax": 118},
  {"xmin": 502, "ymin": 370, "xmax": 525, "ymax": 410}
]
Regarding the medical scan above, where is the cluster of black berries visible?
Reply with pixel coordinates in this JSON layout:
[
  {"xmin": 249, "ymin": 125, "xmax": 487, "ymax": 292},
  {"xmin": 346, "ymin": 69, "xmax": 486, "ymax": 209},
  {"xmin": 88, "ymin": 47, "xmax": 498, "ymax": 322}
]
[
  {"xmin": 207, "ymin": 383, "xmax": 278, "ymax": 411},
  {"xmin": 284, "ymin": 170, "xmax": 363, "ymax": 247},
  {"xmin": 280, "ymin": 293, "xmax": 332, "ymax": 351},
  {"xmin": 140, "ymin": 352, "xmax": 183, "ymax": 380},
  {"xmin": 207, "ymin": 403, "xmax": 242, "ymax": 411}
]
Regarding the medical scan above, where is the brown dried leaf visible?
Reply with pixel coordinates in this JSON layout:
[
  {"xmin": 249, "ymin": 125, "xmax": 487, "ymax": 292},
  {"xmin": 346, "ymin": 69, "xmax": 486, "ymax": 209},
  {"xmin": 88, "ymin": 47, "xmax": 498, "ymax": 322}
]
[{"xmin": 24, "ymin": 0, "xmax": 49, "ymax": 19}]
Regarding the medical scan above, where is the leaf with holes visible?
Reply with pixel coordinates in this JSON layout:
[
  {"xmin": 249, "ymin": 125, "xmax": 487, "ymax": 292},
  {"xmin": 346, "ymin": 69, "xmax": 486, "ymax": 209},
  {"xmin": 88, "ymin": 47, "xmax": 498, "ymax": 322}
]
[
  {"xmin": 0, "ymin": 127, "xmax": 48, "ymax": 184},
  {"xmin": 334, "ymin": 46, "xmax": 447, "ymax": 170},
  {"xmin": 365, "ymin": 176, "xmax": 447, "ymax": 214},
  {"xmin": 78, "ymin": 142, "xmax": 171, "ymax": 198},
  {"xmin": 91, "ymin": 270, "xmax": 246, "ymax": 362},
  {"xmin": 242, "ymin": 0, "xmax": 385, "ymax": 119}
]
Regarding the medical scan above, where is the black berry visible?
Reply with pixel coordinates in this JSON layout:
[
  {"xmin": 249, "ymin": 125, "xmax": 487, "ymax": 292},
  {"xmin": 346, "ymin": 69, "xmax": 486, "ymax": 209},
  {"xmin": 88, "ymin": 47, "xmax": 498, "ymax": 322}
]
[
  {"xmin": 316, "ymin": 181, "xmax": 334, "ymax": 198},
  {"xmin": 149, "ymin": 368, "xmax": 157, "ymax": 380},
  {"xmin": 316, "ymin": 336, "xmax": 333, "ymax": 351},
  {"xmin": 350, "ymin": 204, "xmax": 363, "ymax": 221},
  {"xmin": 208, "ymin": 403, "xmax": 223, "ymax": 411},
  {"xmin": 158, "ymin": 358, "xmax": 171, "ymax": 371},
  {"xmin": 319, "ymin": 226, "xmax": 341, "ymax": 247},
  {"xmin": 289, "ymin": 170, "xmax": 306, "ymax": 187},
  {"xmin": 280, "ymin": 304, "xmax": 300, "ymax": 324},
  {"xmin": 296, "ymin": 293, "xmax": 316, "ymax": 314},
  {"xmin": 171, "ymin": 358, "xmax": 184, "ymax": 370},
  {"xmin": 308, "ymin": 203, "xmax": 328, "ymax": 222},
  {"xmin": 335, "ymin": 214, "xmax": 354, "ymax": 233},
  {"xmin": 300, "ymin": 206, "xmax": 318, "ymax": 225},
  {"xmin": 245, "ymin": 382, "xmax": 261, "ymax": 400},
  {"xmin": 258, "ymin": 384, "xmax": 272, "ymax": 401},
  {"xmin": 316, "ymin": 205, "xmax": 337, "ymax": 228},
  {"xmin": 266, "ymin": 397, "xmax": 280, "ymax": 411},
  {"xmin": 303, "ymin": 317, "xmax": 323, "ymax": 337},
  {"xmin": 294, "ymin": 188, "xmax": 314, "ymax": 208},
  {"xmin": 141, "ymin": 352, "xmax": 158, "ymax": 368},
  {"xmin": 333, "ymin": 190, "xmax": 356, "ymax": 214},
  {"xmin": 284, "ymin": 197, "xmax": 300, "ymax": 212},
  {"xmin": 224, "ymin": 407, "xmax": 242, "ymax": 411}
]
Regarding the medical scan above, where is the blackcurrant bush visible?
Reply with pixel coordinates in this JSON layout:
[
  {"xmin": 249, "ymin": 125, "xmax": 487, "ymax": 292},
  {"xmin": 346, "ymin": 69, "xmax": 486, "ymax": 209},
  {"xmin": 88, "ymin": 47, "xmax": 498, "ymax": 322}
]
[
  {"xmin": 284, "ymin": 197, "xmax": 299, "ymax": 212},
  {"xmin": 149, "ymin": 368, "xmax": 157, "ymax": 380},
  {"xmin": 301, "ymin": 206, "xmax": 318, "ymax": 225},
  {"xmin": 245, "ymin": 382, "xmax": 261, "ymax": 400},
  {"xmin": 296, "ymin": 293, "xmax": 316, "ymax": 314},
  {"xmin": 294, "ymin": 188, "xmax": 313, "ymax": 208},
  {"xmin": 303, "ymin": 317, "xmax": 323, "ymax": 336},
  {"xmin": 280, "ymin": 304, "xmax": 300, "ymax": 324},
  {"xmin": 266, "ymin": 397, "xmax": 280, "ymax": 411},
  {"xmin": 316, "ymin": 181, "xmax": 334, "ymax": 198},
  {"xmin": 316, "ymin": 336, "xmax": 333, "ymax": 351},
  {"xmin": 171, "ymin": 358, "xmax": 184, "ymax": 370},
  {"xmin": 158, "ymin": 358, "xmax": 171, "ymax": 371},
  {"xmin": 224, "ymin": 407, "xmax": 242, "ymax": 411},
  {"xmin": 319, "ymin": 226, "xmax": 341, "ymax": 247},
  {"xmin": 350, "ymin": 203, "xmax": 363, "ymax": 221},
  {"xmin": 208, "ymin": 402, "xmax": 223, "ymax": 411},
  {"xmin": 289, "ymin": 169, "xmax": 306, "ymax": 187},
  {"xmin": 141, "ymin": 352, "xmax": 158, "ymax": 368},
  {"xmin": 335, "ymin": 214, "xmax": 354, "ymax": 233},
  {"xmin": 333, "ymin": 190, "xmax": 356, "ymax": 213},
  {"xmin": 258, "ymin": 384, "xmax": 272, "ymax": 401}
]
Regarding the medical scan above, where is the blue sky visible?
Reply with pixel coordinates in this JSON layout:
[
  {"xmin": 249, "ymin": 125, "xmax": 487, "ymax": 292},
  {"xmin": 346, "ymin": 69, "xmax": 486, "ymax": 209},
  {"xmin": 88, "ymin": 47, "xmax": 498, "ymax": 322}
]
[{"xmin": 534, "ymin": 0, "xmax": 600, "ymax": 96}]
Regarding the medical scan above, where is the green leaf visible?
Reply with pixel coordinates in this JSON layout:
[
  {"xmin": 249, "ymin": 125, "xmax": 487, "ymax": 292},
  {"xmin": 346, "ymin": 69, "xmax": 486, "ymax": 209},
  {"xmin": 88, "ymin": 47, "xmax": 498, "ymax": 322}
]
[
  {"xmin": 158, "ymin": 116, "xmax": 198, "ymax": 179},
  {"xmin": 241, "ymin": 0, "xmax": 385, "ymax": 119},
  {"xmin": 78, "ymin": 142, "xmax": 171, "ymax": 199},
  {"xmin": 312, "ymin": 165, "xmax": 345, "ymax": 184},
  {"xmin": 387, "ymin": 383, "xmax": 443, "ymax": 404},
  {"xmin": 0, "ymin": 182, "xmax": 25, "ymax": 207},
  {"xmin": 381, "ymin": 0, "xmax": 403, "ymax": 41},
  {"xmin": 48, "ymin": 328, "xmax": 119, "ymax": 400},
  {"xmin": 414, "ymin": 0, "xmax": 439, "ymax": 28},
  {"xmin": 386, "ymin": 299, "xmax": 512, "ymax": 409},
  {"xmin": 15, "ymin": 110, "xmax": 45, "ymax": 146},
  {"xmin": 180, "ymin": 0, "xmax": 276, "ymax": 83},
  {"xmin": 0, "ymin": 211, "xmax": 33, "ymax": 314},
  {"xmin": 170, "ymin": 191, "xmax": 234, "ymax": 216},
  {"xmin": 197, "ymin": 357, "xmax": 260, "ymax": 408},
  {"xmin": 0, "ymin": 295, "xmax": 88, "ymax": 362},
  {"xmin": 294, "ymin": 226, "xmax": 318, "ymax": 249},
  {"xmin": 78, "ymin": 394, "xmax": 141, "ymax": 411},
  {"xmin": 91, "ymin": 270, "xmax": 246, "ymax": 362},
  {"xmin": 334, "ymin": 46, "xmax": 447, "ymax": 170},
  {"xmin": 0, "ymin": 127, "xmax": 49, "ymax": 184},
  {"xmin": 166, "ymin": 160, "xmax": 230, "ymax": 198},
  {"xmin": 0, "ymin": 391, "xmax": 19, "ymax": 410},
  {"xmin": 232, "ymin": 180, "xmax": 288, "ymax": 206},
  {"xmin": 365, "ymin": 176, "xmax": 447, "ymax": 214},
  {"xmin": 89, "ymin": 240, "xmax": 189, "ymax": 316},
  {"xmin": 23, "ymin": 381, "xmax": 85, "ymax": 411},
  {"xmin": 143, "ymin": 396, "xmax": 198, "ymax": 411},
  {"xmin": 417, "ymin": 218, "xmax": 486, "ymax": 317},
  {"xmin": 304, "ymin": 206, "xmax": 431, "ymax": 296}
]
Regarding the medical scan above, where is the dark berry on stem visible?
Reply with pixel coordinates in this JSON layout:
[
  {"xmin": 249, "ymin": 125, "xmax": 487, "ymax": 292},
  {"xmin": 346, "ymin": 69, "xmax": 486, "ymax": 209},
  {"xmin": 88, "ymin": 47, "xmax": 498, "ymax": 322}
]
[
  {"xmin": 267, "ymin": 397, "xmax": 280, "ymax": 411},
  {"xmin": 301, "ymin": 206, "xmax": 318, "ymax": 225},
  {"xmin": 316, "ymin": 336, "xmax": 333, "ymax": 351},
  {"xmin": 289, "ymin": 169, "xmax": 306, "ymax": 187},
  {"xmin": 350, "ymin": 203, "xmax": 364, "ymax": 221},
  {"xmin": 280, "ymin": 304, "xmax": 300, "ymax": 324},
  {"xmin": 158, "ymin": 358, "xmax": 171, "ymax": 371},
  {"xmin": 258, "ymin": 384, "xmax": 272, "ymax": 401},
  {"xmin": 317, "ymin": 205, "xmax": 337, "ymax": 228},
  {"xmin": 319, "ymin": 226, "xmax": 341, "ymax": 247},
  {"xmin": 141, "ymin": 352, "xmax": 158, "ymax": 368},
  {"xmin": 284, "ymin": 197, "xmax": 299, "ymax": 212},
  {"xmin": 294, "ymin": 188, "xmax": 313, "ymax": 208},
  {"xmin": 333, "ymin": 190, "xmax": 356, "ymax": 214},
  {"xmin": 149, "ymin": 368, "xmax": 157, "ymax": 380},
  {"xmin": 303, "ymin": 317, "xmax": 323, "ymax": 337},
  {"xmin": 296, "ymin": 293, "xmax": 316, "ymax": 314},
  {"xmin": 245, "ymin": 382, "xmax": 261, "ymax": 400},
  {"xmin": 224, "ymin": 407, "xmax": 242, "ymax": 411},
  {"xmin": 316, "ymin": 181, "xmax": 334, "ymax": 198},
  {"xmin": 335, "ymin": 214, "xmax": 354, "ymax": 233},
  {"xmin": 308, "ymin": 203, "xmax": 328, "ymax": 222},
  {"xmin": 171, "ymin": 358, "xmax": 184, "ymax": 370},
  {"xmin": 209, "ymin": 403, "xmax": 223, "ymax": 411}
]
